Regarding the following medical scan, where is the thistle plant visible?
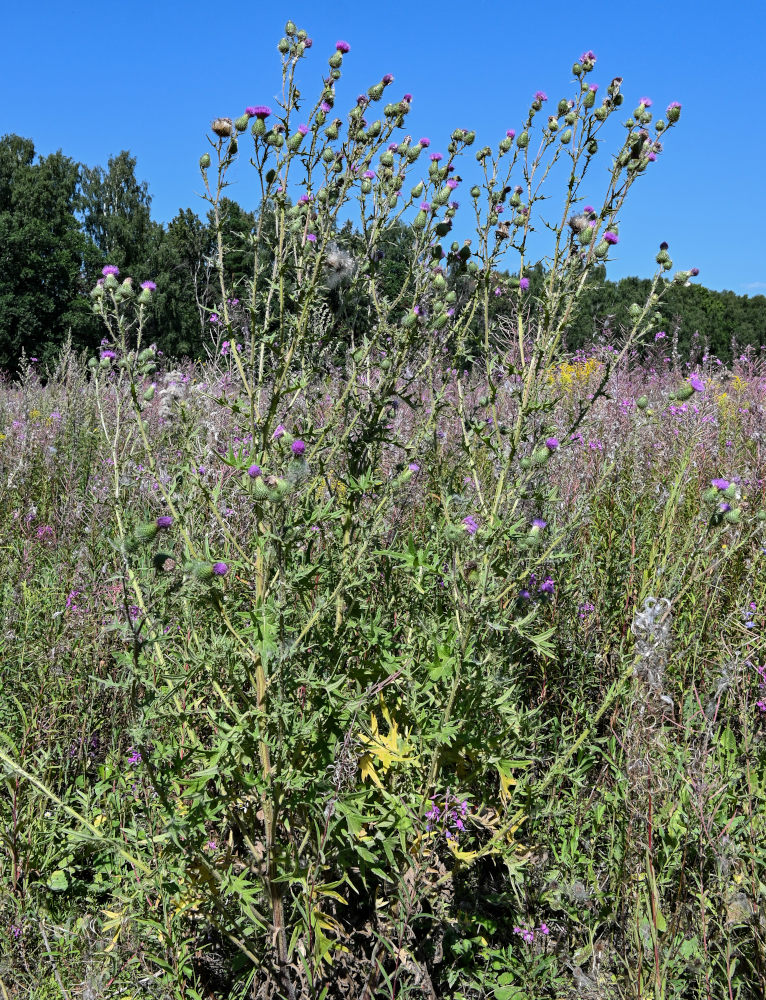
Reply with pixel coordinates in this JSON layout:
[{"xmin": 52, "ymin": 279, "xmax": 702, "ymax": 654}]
[{"xmin": 79, "ymin": 22, "xmax": 699, "ymax": 997}]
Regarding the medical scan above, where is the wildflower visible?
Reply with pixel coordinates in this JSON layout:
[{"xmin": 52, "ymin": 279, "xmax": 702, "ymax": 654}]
[
  {"xmin": 102, "ymin": 265, "xmax": 119, "ymax": 276},
  {"xmin": 382, "ymin": 73, "xmax": 394, "ymax": 84},
  {"xmin": 581, "ymin": 49, "xmax": 597, "ymax": 63},
  {"xmin": 363, "ymin": 169, "xmax": 375, "ymax": 179},
  {"xmin": 306, "ymin": 233, "xmax": 317, "ymax": 243},
  {"xmin": 604, "ymin": 231, "xmax": 619, "ymax": 244},
  {"xmin": 430, "ymin": 152, "xmax": 443, "ymax": 162},
  {"xmin": 711, "ymin": 478, "xmax": 730, "ymax": 490},
  {"xmin": 320, "ymin": 101, "xmax": 332, "ymax": 113},
  {"xmin": 408, "ymin": 462, "xmax": 420, "ymax": 472},
  {"xmin": 519, "ymin": 277, "xmax": 530, "ymax": 290},
  {"xmin": 297, "ymin": 123, "xmax": 309, "ymax": 135},
  {"xmin": 209, "ymin": 313, "xmax": 219, "ymax": 324},
  {"xmin": 403, "ymin": 93, "xmax": 413, "ymax": 102},
  {"xmin": 212, "ymin": 562, "xmax": 229, "ymax": 576},
  {"xmin": 335, "ymin": 40, "xmax": 350, "ymax": 53},
  {"xmin": 539, "ymin": 577, "xmax": 555, "ymax": 594},
  {"xmin": 419, "ymin": 137, "xmax": 430, "ymax": 147},
  {"xmin": 156, "ymin": 515, "xmax": 173, "ymax": 530},
  {"xmin": 655, "ymin": 330, "xmax": 666, "ymax": 340},
  {"xmin": 291, "ymin": 439, "xmax": 306, "ymax": 456},
  {"xmin": 462, "ymin": 515, "xmax": 479, "ymax": 535},
  {"xmin": 689, "ymin": 373, "xmax": 705, "ymax": 392},
  {"xmin": 639, "ymin": 96, "xmax": 652, "ymax": 107},
  {"xmin": 506, "ymin": 129, "xmax": 515, "ymax": 139},
  {"xmin": 545, "ymin": 437, "xmax": 559, "ymax": 450},
  {"xmin": 273, "ymin": 424, "xmax": 286, "ymax": 439},
  {"xmin": 100, "ymin": 349, "xmax": 116, "ymax": 360},
  {"xmin": 140, "ymin": 280, "xmax": 156, "ymax": 291},
  {"xmin": 127, "ymin": 748, "xmax": 142, "ymax": 765},
  {"xmin": 540, "ymin": 923, "xmax": 550, "ymax": 935},
  {"xmin": 248, "ymin": 464, "xmax": 262, "ymax": 478},
  {"xmin": 249, "ymin": 105, "xmax": 271, "ymax": 118},
  {"xmin": 532, "ymin": 518, "xmax": 547, "ymax": 530},
  {"xmin": 535, "ymin": 91, "xmax": 548, "ymax": 102}
]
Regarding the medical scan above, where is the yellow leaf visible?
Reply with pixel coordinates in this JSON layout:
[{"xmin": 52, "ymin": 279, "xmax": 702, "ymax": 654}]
[{"xmin": 359, "ymin": 753, "xmax": 383, "ymax": 788}]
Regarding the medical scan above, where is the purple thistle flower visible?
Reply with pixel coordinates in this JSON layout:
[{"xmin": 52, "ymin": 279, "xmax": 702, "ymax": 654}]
[
  {"xmin": 273, "ymin": 424, "xmax": 286, "ymax": 440},
  {"xmin": 382, "ymin": 73, "xmax": 394, "ymax": 84},
  {"xmin": 581, "ymin": 49, "xmax": 597, "ymax": 62},
  {"xmin": 532, "ymin": 518, "xmax": 547, "ymax": 530},
  {"xmin": 539, "ymin": 576, "xmax": 555, "ymax": 594},
  {"xmin": 403, "ymin": 93, "xmax": 413, "ymax": 102},
  {"xmin": 711, "ymin": 478, "xmax": 730, "ymax": 490},
  {"xmin": 156, "ymin": 515, "xmax": 173, "ymax": 529},
  {"xmin": 639, "ymin": 96, "xmax": 652, "ymax": 107},
  {"xmin": 140, "ymin": 280, "xmax": 156, "ymax": 291},
  {"xmin": 446, "ymin": 178, "xmax": 459, "ymax": 190},
  {"xmin": 102, "ymin": 264, "xmax": 119, "ymax": 276},
  {"xmin": 100, "ymin": 349, "xmax": 116, "ymax": 360},
  {"xmin": 462, "ymin": 515, "xmax": 479, "ymax": 535},
  {"xmin": 306, "ymin": 233, "xmax": 317, "ymax": 243},
  {"xmin": 520, "ymin": 277, "xmax": 530, "ymax": 291},
  {"xmin": 291, "ymin": 439, "xmax": 306, "ymax": 456},
  {"xmin": 419, "ymin": 137, "xmax": 430, "ymax": 147},
  {"xmin": 320, "ymin": 101, "xmax": 332, "ymax": 113},
  {"xmin": 589, "ymin": 83, "xmax": 598, "ymax": 93},
  {"xmin": 212, "ymin": 562, "xmax": 229, "ymax": 576},
  {"xmin": 298, "ymin": 123, "xmax": 309, "ymax": 135},
  {"xmin": 545, "ymin": 437, "xmax": 559, "ymax": 450},
  {"xmin": 248, "ymin": 464, "xmax": 262, "ymax": 478},
  {"xmin": 604, "ymin": 231, "xmax": 619, "ymax": 244},
  {"xmin": 689, "ymin": 374, "xmax": 705, "ymax": 392},
  {"xmin": 408, "ymin": 462, "xmax": 420, "ymax": 472},
  {"xmin": 363, "ymin": 169, "xmax": 375, "ymax": 179},
  {"xmin": 420, "ymin": 201, "xmax": 431, "ymax": 212},
  {"xmin": 667, "ymin": 101, "xmax": 682, "ymax": 112},
  {"xmin": 335, "ymin": 40, "xmax": 350, "ymax": 53},
  {"xmin": 430, "ymin": 152, "xmax": 443, "ymax": 162},
  {"xmin": 535, "ymin": 91, "xmax": 548, "ymax": 102},
  {"xmin": 250, "ymin": 105, "xmax": 271, "ymax": 118},
  {"xmin": 506, "ymin": 129, "xmax": 515, "ymax": 139}
]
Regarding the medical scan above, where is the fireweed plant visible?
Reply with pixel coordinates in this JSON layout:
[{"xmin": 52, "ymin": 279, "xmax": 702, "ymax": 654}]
[{"xmin": 6, "ymin": 21, "xmax": 765, "ymax": 1000}]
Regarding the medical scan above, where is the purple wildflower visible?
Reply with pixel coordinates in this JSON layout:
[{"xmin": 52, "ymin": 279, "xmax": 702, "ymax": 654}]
[
  {"xmin": 102, "ymin": 264, "xmax": 119, "ymax": 276},
  {"xmin": 306, "ymin": 233, "xmax": 317, "ymax": 243},
  {"xmin": 689, "ymin": 374, "xmax": 705, "ymax": 392},
  {"xmin": 156, "ymin": 515, "xmax": 173, "ymax": 530},
  {"xmin": 100, "ymin": 349, "xmax": 116, "ymax": 360},
  {"xmin": 273, "ymin": 424, "xmax": 286, "ymax": 440},
  {"xmin": 250, "ymin": 105, "xmax": 271, "ymax": 118},
  {"xmin": 408, "ymin": 462, "xmax": 420, "ymax": 472},
  {"xmin": 248, "ymin": 464, "xmax": 262, "ymax": 478},
  {"xmin": 532, "ymin": 518, "xmax": 547, "ymax": 530},
  {"xmin": 506, "ymin": 129, "xmax": 515, "ymax": 139},
  {"xmin": 403, "ymin": 93, "xmax": 412, "ymax": 102},
  {"xmin": 140, "ymin": 280, "xmax": 156, "ymax": 291},
  {"xmin": 335, "ymin": 40, "xmax": 350, "ymax": 53},
  {"xmin": 545, "ymin": 437, "xmax": 559, "ymax": 450},
  {"xmin": 382, "ymin": 73, "xmax": 393, "ymax": 84},
  {"xmin": 581, "ymin": 49, "xmax": 597, "ymax": 62},
  {"xmin": 639, "ymin": 97, "xmax": 652, "ymax": 107},
  {"xmin": 539, "ymin": 577, "xmax": 555, "ymax": 594},
  {"xmin": 363, "ymin": 169, "xmax": 375, "ymax": 179},
  {"xmin": 212, "ymin": 562, "xmax": 229, "ymax": 576},
  {"xmin": 291, "ymin": 439, "xmax": 306, "ymax": 456},
  {"xmin": 127, "ymin": 748, "xmax": 142, "ymax": 765},
  {"xmin": 604, "ymin": 231, "xmax": 619, "ymax": 245},
  {"xmin": 463, "ymin": 515, "xmax": 479, "ymax": 535},
  {"xmin": 298, "ymin": 123, "xmax": 309, "ymax": 135},
  {"xmin": 711, "ymin": 478, "xmax": 730, "ymax": 490},
  {"xmin": 535, "ymin": 91, "xmax": 548, "ymax": 102},
  {"xmin": 419, "ymin": 137, "xmax": 430, "ymax": 147},
  {"xmin": 430, "ymin": 152, "xmax": 443, "ymax": 162},
  {"xmin": 519, "ymin": 277, "xmax": 530, "ymax": 291}
]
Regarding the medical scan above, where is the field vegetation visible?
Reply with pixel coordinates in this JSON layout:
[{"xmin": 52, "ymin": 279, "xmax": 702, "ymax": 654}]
[{"xmin": 1, "ymin": 23, "xmax": 765, "ymax": 1000}]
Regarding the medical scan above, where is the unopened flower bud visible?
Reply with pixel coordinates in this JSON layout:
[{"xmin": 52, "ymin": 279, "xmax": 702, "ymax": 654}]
[
  {"xmin": 328, "ymin": 51, "xmax": 343, "ymax": 68},
  {"xmin": 516, "ymin": 131, "xmax": 529, "ymax": 148},
  {"xmin": 199, "ymin": 152, "xmax": 211, "ymax": 169},
  {"xmin": 560, "ymin": 128, "xmax": 572, "ymax": 144},
  {"xmin": 278, "ymin": 37, "xmax": 290, "ymax": 54},
  {"xmin": 234, "ymin": 114, "xmax": 250, "ymax": 132},
  {"xmin": 666, "ymin": 102, "xmax": 681, "ymax": 123},
  {"xmin": 636, "ymin": 395, "xmax": 649, "ymax": 410}
]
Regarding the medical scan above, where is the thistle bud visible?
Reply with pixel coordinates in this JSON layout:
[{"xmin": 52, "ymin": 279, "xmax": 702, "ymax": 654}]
[
  {"xmin": 368, "ymin": 83, "xmax": 384, "ymax": 101},
  {"xmin": 366, "ymin": 120, "xmax": 381, "ymax": 138},
  {"xmin": 636, "ymin": 395, "xmax": 649, "ymax": 410},
  {"xmin": 251, "ymin": 117, "xmax": 267, "ymax": 137},
  {"xmin": 134, "ymin": 521, "xmax": 159, "ymax": 544},
  {"xmin": 594, "ymin": 240, "xmax": 609, "ymax": 258},
  {"xmin": 285, "ymin": 19, "xmax": 296, "ymax": 35},
  {"xmin": 723, "ymin": 484, "xmax": 738, "ymax": 500},
  {"xmin": 277, "ymin": 37, "xmax": 290, "ymax": 54},
  {"xmin": 516, "ymin": 131, "xmax": 529, "ymax": 148},
  {"xmin": 578, "ymin": 227, "xmax": 594, "ymax": 245},
  {"xmin": 470, "ymin": 186, "xmax": 481, "ymax": 199},
  {"xmin": 531, "ymin": 447, "xmax": 551, "ymax": 466},
  {"xmin": 724, "ymin": 508, "xmax": 741, "ymax": 524},
  {"xmin": 412, "ymin": 210, "xmax": 427, "ymax": 230},
  {"xmin": 234, "ymin": 114, "xmax": 250, "ymax": 132},
  {"xmin": 328, "ymin": 51, "xmax": 343, "ymax": 68},
  {"xmin": 586, "ymin": 138, "xmax": 598, "ymax": 155},
  {"xmin": 192, "ymin": 561, "xmax": 215, "ymax": 582},
  {"xmin": 361, "ymin": 179, "xmax": 372, "ymax": 194},
  {"xmin": 594, "ymin": 106, "xmax": 609, "ymax": 121},
  {"xmin": 666, "ymin": 102, "xmax": 681, "ymax": 123},
  {"xmin": 560, "ymin": 128, "xmax": 572, "ymax": 144},
  {"xmin": 584, "ymin": 89, "xmax": 596, "ymax": 109},
  {"xmin": 572, "ymin": 61, "xmax": 583, "ymax": 76},
  {"xmin": 199, "ymin": 152, "xmax": 211, "ymax": 170},
  {"xmin": 676, "ymin": 384, "xmax": 694, "ymax": 401}
]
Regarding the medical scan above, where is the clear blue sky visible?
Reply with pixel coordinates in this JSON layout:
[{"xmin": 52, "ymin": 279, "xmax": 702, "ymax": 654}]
[{"xmin": 4, "ymin": 1, "xmax": 765, "ymax": 295}]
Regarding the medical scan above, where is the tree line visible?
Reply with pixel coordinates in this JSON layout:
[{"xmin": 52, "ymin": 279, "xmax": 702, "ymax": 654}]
[{"xmin": 1, "ymin": 133, "xmax": 764, "ymax": 370}]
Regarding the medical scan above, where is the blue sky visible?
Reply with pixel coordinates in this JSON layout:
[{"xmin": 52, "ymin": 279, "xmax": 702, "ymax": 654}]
[{"xmin": 3, "ymin": 0, "xmax": 765, "ymax": 294}]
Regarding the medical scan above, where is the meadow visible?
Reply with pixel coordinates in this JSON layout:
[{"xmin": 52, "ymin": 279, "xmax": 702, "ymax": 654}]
[{"xmin": 2, "ymin": 23, "xmax": 766, "ymax": 1000}]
